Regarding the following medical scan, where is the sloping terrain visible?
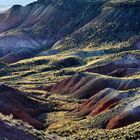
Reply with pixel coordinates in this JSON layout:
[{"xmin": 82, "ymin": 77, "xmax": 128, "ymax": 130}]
[
  {"xmin": 0, "ymin": 84, "xmax": 54, "ymax": 129},
  {"xmin": 0, "ymin": 113, "xmax": 46, "ymax": 140},
  {"xmin": 0, "ymin": 0, "xmax": 104, "ymax": 63},
  {"xmin": 1, "ymin": 49, "xmax": 140, "ymax": 138},
  {"xmin": 0, "ymin": 0, "xmax": 140, "ymax": 63},
  {"xmin": 0, "ymin": 0, "xmax": 140, "ymax": 139}
]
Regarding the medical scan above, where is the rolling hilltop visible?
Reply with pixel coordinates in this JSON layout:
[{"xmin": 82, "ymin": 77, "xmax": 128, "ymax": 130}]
[{"xmin": 0, "ymin": 0, "xmax": 140, "ymax": 139}]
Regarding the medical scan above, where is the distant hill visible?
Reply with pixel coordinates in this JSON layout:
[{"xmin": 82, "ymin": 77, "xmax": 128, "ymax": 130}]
[{"xmin": 0, "ymin": 0, "xmax": 139, "ymax": 63}]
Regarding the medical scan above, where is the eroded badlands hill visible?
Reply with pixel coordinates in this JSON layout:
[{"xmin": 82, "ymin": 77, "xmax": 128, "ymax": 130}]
[
  {"xmin": 0, "ymin": 0, "xmax": 139, "ymax": 63},
  {"xmin": 0, "ymin": 0, "xmax": 140, "ymax": 140}
]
